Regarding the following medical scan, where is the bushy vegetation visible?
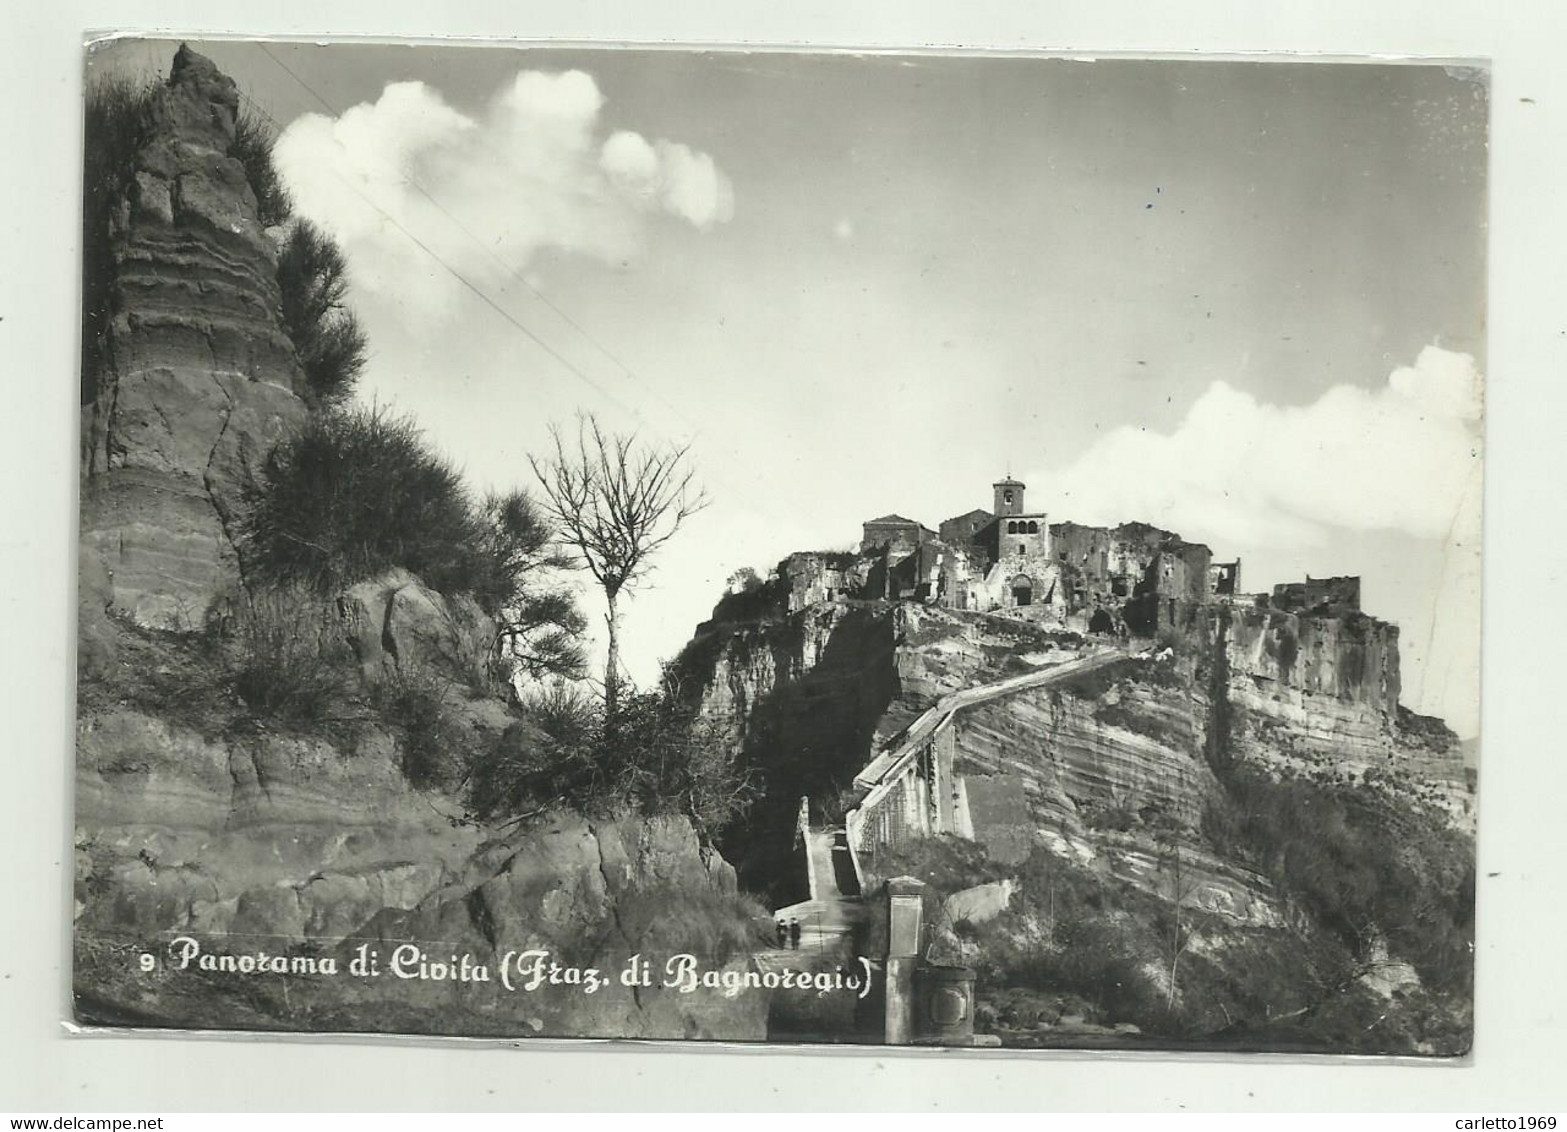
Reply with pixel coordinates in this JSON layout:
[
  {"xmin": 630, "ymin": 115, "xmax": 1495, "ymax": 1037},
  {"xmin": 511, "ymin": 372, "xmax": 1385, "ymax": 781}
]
[
  {"xmin": 467, "ymin": 679, "xmax": 758, "ymax": 842},
  {"xmin": 227, "ymin": 586, "xmax": 357, "ymax": 734},
  {"xmin": 369, "ymin": 667, "xmax": 470, "ymax": 789},
  {"xmin": 709, "ymin": 567, "xmax": 788, "ymax": 623},
  {"xmin": 231, "ymin": 106, "xmax": 293, "ymax": 227},
  {"xmin": 276, "ymin": 219, "xmax": 367, "ymax": 409},
  {"xmin": 234, "ymin": 113, "xmax": 365, "ymax": 407},
  {"xmin": 241, "ymin": 406, "xmax": 585, "ymax": 685},
  {"xmin": 76, "ymin": 585, "xmax": 368, "ymax": 749},
  {"xmin": 244, "ymin": 407, "xmax": 468, "ymax": 590},
  {"xmin": 1202, "ymin": 766, "xmax": 1474, "ymax": 995}
]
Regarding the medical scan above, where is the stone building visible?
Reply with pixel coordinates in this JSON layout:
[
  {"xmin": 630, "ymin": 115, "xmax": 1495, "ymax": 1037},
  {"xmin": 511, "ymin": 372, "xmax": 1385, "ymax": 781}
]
[
  {"xmin": 823, "ymin": 478, "xmax": 1379, "ymax": 646},
  {"xmin": 937, "ymin": 509, "xmax": 992, "ymax": 550},
  {"xmin": 1209, "ymin": 559, "xmax": 1242, "ymax": 596},
  {"xmin": 860, "ymin": 514, "xmax": 936, "ymax": 558},
  {"xmin": 843, "ymin": 476, "xmax": 1267, "ymax": 636},
  {"xmin": 1272, "ymin": 575, "xmax": 1361, "ymax": 617},
  {"xmin": 924, "ymin": 479, "xmax": 1064, "ymax": 619}
]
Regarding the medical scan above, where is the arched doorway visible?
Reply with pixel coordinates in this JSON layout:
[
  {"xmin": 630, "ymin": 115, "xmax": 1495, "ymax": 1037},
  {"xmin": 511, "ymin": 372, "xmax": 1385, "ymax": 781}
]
[{"xmin": 1011, "ymin": 574, "xmax": 1033, "ymax": 607}]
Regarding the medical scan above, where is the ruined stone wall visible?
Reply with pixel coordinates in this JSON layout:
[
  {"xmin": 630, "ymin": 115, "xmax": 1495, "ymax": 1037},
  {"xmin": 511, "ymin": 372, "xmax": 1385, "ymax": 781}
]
[
  {"xmin": 1209, "ymin": 559, "xmax": 1242, "ymax": 596},
  {"xmin": 1272, "ymin": 575, "xmax": 1363, "ymax": 616},
  {"xmin": 1153, "ymin": 543, "xmax": 1212, "ymax": 602},
  {"xmin": 939, "ymin": 509, "xmax": 992, "ymax": 549},
  {"xmin": 783, "ymin": 551, "xmax": 864, "ymax": 612},
  {"xmin": 936, "ymin": 543, "xmax": 985, "ymax": 610},
  {"xmin": 861, "ymin": 521, "xmax": 928, "ymax": 559},
  {"xmin": 975, "ymin": 557, "xmax": 1067, "ymax": 622},
  {"xmin": 1050, "ymin": 522, "xmax": 1115, "ymax": 577}
]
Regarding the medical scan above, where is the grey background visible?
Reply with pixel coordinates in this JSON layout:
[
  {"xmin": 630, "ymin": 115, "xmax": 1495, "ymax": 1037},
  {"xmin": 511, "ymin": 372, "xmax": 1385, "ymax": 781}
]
[{"xmin": 3, "ymin": 0, "xmax": 1565, "ymax": 1113}]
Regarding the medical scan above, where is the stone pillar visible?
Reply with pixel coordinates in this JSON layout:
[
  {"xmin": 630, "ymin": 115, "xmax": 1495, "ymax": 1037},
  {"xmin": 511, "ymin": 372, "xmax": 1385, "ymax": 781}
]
[
  {"xmin": 914, "ymin": 965, "xmax": 977, "ymax": 1044},
  {"xmin": 884, "ymin": 876, "xmax": 926, "ymax": 1045}
]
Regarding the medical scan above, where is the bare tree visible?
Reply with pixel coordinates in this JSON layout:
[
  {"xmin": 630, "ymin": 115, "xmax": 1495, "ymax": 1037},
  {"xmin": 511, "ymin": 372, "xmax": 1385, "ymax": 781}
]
[
  {"xmin": 1155, "ymin": 832, "xmax": 1222, "ymax": 1013},
  {"xmin": 529, "ymin": 413, "xmax": 708, "ymax": 717}
]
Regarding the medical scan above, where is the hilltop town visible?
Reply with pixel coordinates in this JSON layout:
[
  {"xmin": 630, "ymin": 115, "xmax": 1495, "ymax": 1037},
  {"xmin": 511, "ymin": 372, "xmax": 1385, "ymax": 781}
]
[{"xmin": 766, "ymin": 475, "xmax": 1360, "ymax": 643}]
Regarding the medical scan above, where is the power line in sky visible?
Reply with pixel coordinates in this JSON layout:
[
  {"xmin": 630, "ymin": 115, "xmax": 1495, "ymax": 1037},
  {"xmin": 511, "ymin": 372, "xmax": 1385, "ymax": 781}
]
[
  {"xmin": 253, "ymin": 42, "xmax": 697, "ymax": 434},
  {"xmin": 242, "ymin": 41, "xmax": 778, "ymax": 508},
  {"xmin": 240, "ymin": 59, "xmax": 639, "ymax": 424}
]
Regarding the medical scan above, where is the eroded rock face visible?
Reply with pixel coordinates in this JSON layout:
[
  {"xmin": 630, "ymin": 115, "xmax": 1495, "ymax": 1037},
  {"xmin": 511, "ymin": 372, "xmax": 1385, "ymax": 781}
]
[
  {"xmin": 1221, "ymin": 603, "xmax": 1401, "ymax": 717},
  {"xmin": 75, "ymin": 720, "xmax": 768, "ymax": 1041},
  {"xmin": 73, "ymin": 652, "xmax": 769, "ymax": 1039},
  {"xmin": 332, "ymin": 813, "xmax": 768, "ymax": 1040},
  {"xmin": 680, "ymin": 579, "xmax": 1471, "ymax": 943},
  {"xmin": 73, "ymin": 48, "xmax": 765, "ymax": 1043},
  {"xmin": 1212, "ymin": 605, "xmax": 1472, "ymax": 829},
  {"xmin": 81, "ymin": 45, "xmax": 305, "ymax": 635},
  {"xmin": 949, "ymin": 670, "xmax": 1286, "ymax": 927},
  {"xmin": 339, "ymin": 567, "xmax": 496, "ymax": 685},
  {"xmin": 676, "ymin": 597, "xmax": 900, "ymax": 899},
  {"xmin": 75, "ymin": 708, "xmax": 483, "ymax": 942}
]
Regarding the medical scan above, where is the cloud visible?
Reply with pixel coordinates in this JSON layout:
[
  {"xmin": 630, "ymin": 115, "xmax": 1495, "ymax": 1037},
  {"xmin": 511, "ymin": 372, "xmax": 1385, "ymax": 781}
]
[
  {"xmin": 600, "ymin": 131, "xmax": 734, "ymax": 229},
  {"xmin": 1037, "ymin": 345, "xmax": 1484, "ymax": 550},
  {"xmin": 273, "ymin": 70, "xmax": 733, "ymax": 317},
  {"xmin": 1038, "ymin": 345, "xmax": 1484, "ymax": 733}
]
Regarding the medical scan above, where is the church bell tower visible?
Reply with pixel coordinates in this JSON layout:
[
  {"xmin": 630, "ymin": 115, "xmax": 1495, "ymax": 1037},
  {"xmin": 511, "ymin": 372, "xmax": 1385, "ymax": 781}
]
[{"xmin": 993, "ymin": 477, "xmax": 1026, "ymax": 517}]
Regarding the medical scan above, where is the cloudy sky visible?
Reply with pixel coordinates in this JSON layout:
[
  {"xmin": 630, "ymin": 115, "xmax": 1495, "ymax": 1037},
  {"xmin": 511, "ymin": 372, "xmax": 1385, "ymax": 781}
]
[{"xmin": 92, "ymin": 40, "xmax": 1488, "ymax": 736}]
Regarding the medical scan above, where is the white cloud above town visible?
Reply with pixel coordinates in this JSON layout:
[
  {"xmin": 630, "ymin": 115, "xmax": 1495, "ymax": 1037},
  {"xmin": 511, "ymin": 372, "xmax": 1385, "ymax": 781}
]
[
  {"xmin": 273, "ymin": 70, "xmax": 734, "ymax": 316},
  {"xmin": 1038, "ymin": 345, "xmax": 1484, "ymax": 551}
]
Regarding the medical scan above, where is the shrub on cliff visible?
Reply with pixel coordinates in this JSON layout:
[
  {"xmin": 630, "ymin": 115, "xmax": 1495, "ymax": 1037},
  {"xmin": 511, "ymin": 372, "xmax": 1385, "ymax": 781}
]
[
  {"xmin": 467, "ymin": 681, "xmax": 757, "ymax": 840},
  {"xmin": 242, "ymin": 408, "xmax": 584, "ymax": 687},
  {"xmin": 1208, "ymin": 766, "xmax": 1474, "ymax": 996},
  {"xmin": 227, "ymin": 109, "xmax": 365, "ymax": 408},
  {"xmin": 244, "ymin": 407, "xmax": 468, "ymax": 591},
  {"xmin": 370, "ymin": 667, "xmax": 470, "ymax": 789},
  {"xmin": 276, "ymin": 219, "xmax": 367, "ymax": 409},
  {"xmin": 227, "ymin": 586, "xmax": 358, "ymax": 737},
  {"xmin": 611, "ymin": 690, "xmax": 760, "ymax": 843},
  {"xmin": 231, "ymin": 107, "xmax": 293, "ymax": 227}
]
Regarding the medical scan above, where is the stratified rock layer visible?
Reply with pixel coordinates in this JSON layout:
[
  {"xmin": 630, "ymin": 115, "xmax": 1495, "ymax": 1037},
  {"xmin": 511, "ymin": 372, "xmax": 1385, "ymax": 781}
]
[
  {"xmin": 81, "ymin": 45, "xmax": 304, "ymax": 636},
  {"xmin": 75, "ymin": 708, "xmax": 484, "ymax": 942},
  {"xmin": 677, "ymin": 568, "xmax": 1472, "ymax": 979},
  {"xmin": 75, "ymin": 48, "xmax": 765, "ymax": 1043}
]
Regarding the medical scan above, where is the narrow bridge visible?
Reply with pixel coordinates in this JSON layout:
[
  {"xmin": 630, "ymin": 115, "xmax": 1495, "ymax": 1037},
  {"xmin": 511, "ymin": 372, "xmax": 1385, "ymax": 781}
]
[
  {"xmin": 771, "ymin": 645, "xmax": 1134, "ymax": 943},
  {"xmin": 842, "ymin": 645, "xmax": 1134, "ymax": 885},
  {"xmin": 764, "ymin": 645, "xmax": 1135, "ymax": 1043}
]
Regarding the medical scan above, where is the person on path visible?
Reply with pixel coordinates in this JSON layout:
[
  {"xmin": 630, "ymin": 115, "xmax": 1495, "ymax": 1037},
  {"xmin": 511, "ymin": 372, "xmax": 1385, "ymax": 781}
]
[
  {"xmin": 788, "ymin": 918, "xmax": 802, "ymax": 950},
  {"xmin": 775, "ymin": 919, "xmax": 788, "ymax": 948}
]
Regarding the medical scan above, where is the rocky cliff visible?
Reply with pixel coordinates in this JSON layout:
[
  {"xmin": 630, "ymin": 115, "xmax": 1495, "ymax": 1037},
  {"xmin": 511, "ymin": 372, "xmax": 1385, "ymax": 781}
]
[
  {"xmin": 674, "ymin": 593, "xmax": 899, "ymax": 901},
  {"xmin": 675, "ymin": 557, "xmax": 1475, "ymax": 1053},
  {"xmin": 74, "ymin": 48, "xmax": 764, "ymax": 1042},
  {"xmin": 1210, "ymin": 603, "xmax": 1471, "ymax": 823},
  {"xmin": 81, "ymin": 46, "xmax": 304, "ymax": 647}
]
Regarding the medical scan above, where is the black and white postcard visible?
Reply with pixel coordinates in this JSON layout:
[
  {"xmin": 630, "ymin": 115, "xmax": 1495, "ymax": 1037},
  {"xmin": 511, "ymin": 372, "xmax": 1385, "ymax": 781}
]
[{"xmin": 73, "ymin": 37, "xmax": 1484, "ymax": 1054}]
